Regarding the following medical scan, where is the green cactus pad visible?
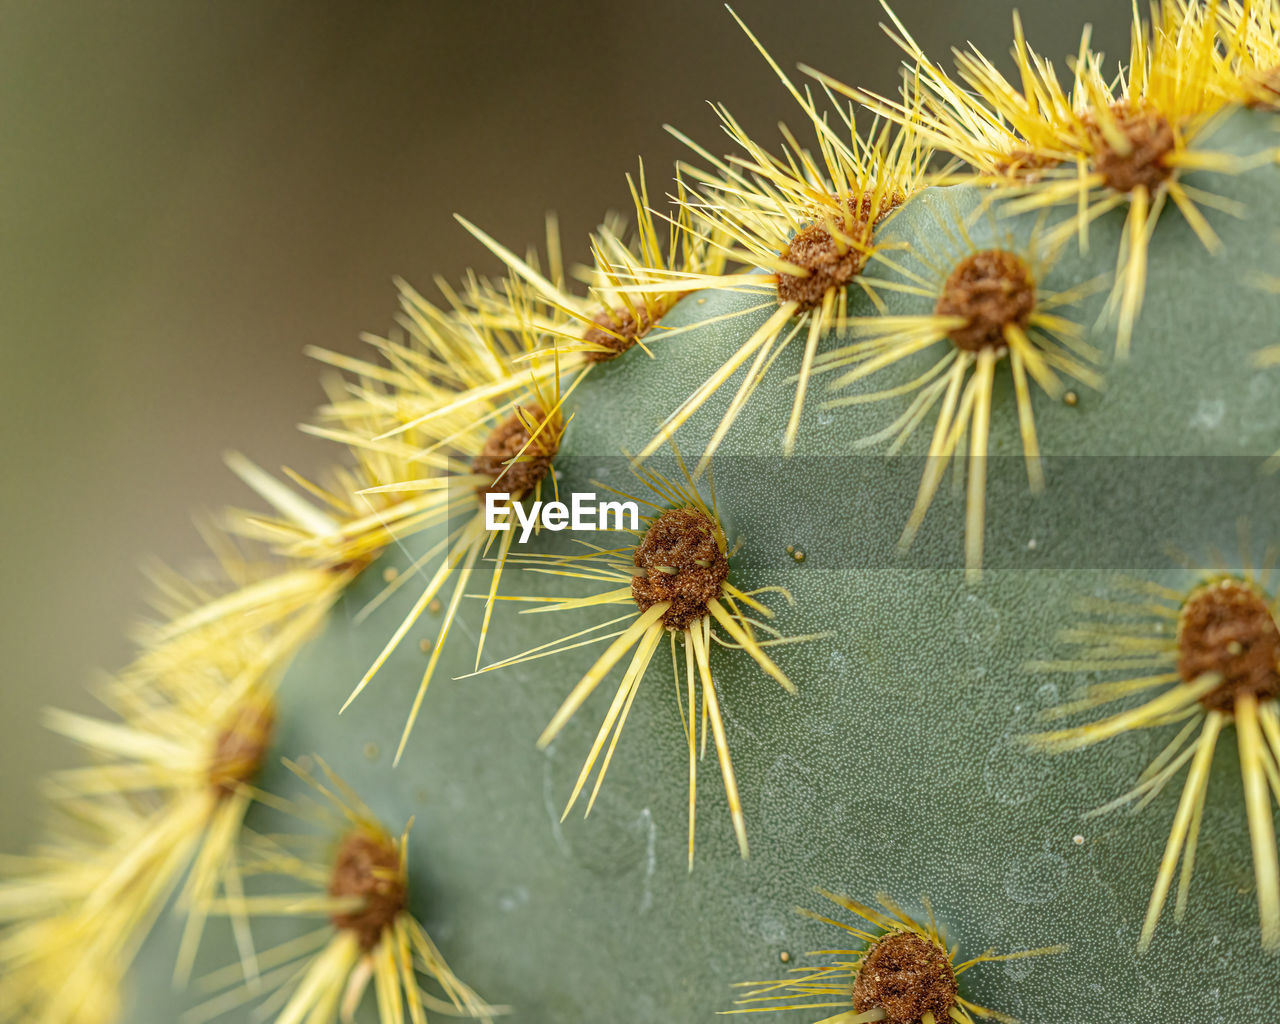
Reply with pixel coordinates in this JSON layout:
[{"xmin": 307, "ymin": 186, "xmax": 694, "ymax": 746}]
[{"xmin": 105, "ymin": 106, "xmax": 1280, "ymax": 1023}]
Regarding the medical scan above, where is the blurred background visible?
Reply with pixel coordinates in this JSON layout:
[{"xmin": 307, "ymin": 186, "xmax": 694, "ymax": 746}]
[{"xmin": 0, "ymin": 0, "xmax": 1131, "ymax": 850}]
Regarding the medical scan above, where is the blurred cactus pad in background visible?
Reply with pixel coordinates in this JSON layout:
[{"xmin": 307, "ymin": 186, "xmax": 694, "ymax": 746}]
[{"xmin": 5, "ymin": 2, "xmax": 1280, "ymax": 1022}]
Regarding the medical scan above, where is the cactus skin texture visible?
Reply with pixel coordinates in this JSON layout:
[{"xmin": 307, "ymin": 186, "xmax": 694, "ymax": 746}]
[{"xmin": 8, "ymin": 6, "xmax": 1280, "ymax": 1024}]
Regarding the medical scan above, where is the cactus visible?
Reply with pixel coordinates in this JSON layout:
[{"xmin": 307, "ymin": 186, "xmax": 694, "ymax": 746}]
[{"xmin": 4, "ymin": 3, "xmax": 1280, "ymax": 1022}]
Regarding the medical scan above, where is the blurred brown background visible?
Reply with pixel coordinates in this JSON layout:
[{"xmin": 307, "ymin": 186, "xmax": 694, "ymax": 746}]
[{"xmin": 0, "ymin": 0, "xmax": 1130, "ymax": 850}]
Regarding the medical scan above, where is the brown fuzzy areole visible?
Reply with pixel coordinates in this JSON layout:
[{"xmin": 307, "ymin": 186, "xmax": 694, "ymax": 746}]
[
  {"xmin": 1087, "ymin": 102, "xmax": 1175, "ymax": 194},
  {"xmin": 631, "ymin": 507, "xmax": 729, "ymax": 631},
  {"xmin": 935, "ymin": 249, "xmax": 1036, "ymax": 353},
  {"xmin": 208, "ymin": 698, "xmax": 275, "ymax": 798},
  {"xmin": 329, "ymin": 552, "xmax": 376, "ymax": 578},
  {"xmin": 851, "ymin": 931, "xmax": 958, "ymax": 1024},
  {"xmin": 776, "ymin": 193, "xmax": 902, "ymax": 312},
  {"xmin": 993, "ymin": 148, "xmax": 1062, "ymax": 181},
  {"xmin": 582, "ymin": 305, "xmax": 653, "ymax": 362},
  {"xmin": 1177, "ymin": 579, "xmax": 1280, "ymax": 713},
  {"xmin": 329, "ymin": 831, "xmax": 407, "ymax": 952},
  {"xmin": 472, "ymin": 409, "xmax": 555, "ymax": 497},
  {"xmin": 1247, "ymin": 66, "xmax": 1280, "ymax": 110}
]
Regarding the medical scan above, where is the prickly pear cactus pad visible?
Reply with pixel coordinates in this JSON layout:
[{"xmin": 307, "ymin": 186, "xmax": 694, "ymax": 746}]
[{"xmin": 5, "ymin": 3, "xmax": 1280, "ymax": 1023}]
